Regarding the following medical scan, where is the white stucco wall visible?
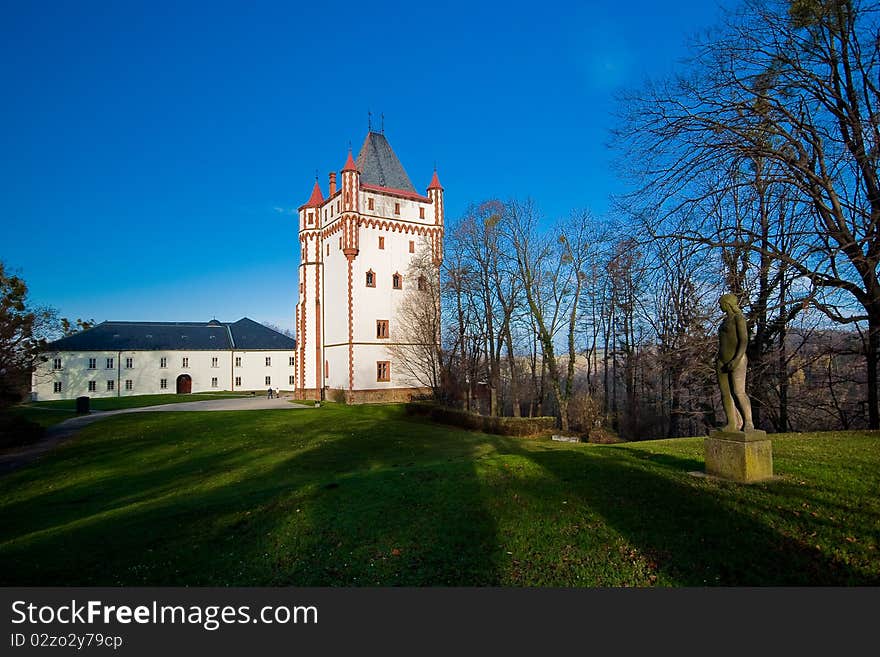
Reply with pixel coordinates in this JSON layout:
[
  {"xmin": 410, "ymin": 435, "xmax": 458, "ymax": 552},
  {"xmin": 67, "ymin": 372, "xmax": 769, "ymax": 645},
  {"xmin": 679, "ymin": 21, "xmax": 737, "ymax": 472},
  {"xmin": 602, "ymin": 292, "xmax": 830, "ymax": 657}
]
[{"xmin": 32, "ymin": 349, "xmax": 295, "ymax": 401}]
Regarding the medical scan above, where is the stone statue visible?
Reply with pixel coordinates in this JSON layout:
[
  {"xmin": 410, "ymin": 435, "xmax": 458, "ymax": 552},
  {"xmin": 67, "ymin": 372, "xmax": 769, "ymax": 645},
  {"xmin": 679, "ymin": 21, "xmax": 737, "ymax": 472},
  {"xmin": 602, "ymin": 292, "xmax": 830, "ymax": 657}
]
[{"xmin": 715, "ymin": 293, "xmax": 754, "ymax": 432}]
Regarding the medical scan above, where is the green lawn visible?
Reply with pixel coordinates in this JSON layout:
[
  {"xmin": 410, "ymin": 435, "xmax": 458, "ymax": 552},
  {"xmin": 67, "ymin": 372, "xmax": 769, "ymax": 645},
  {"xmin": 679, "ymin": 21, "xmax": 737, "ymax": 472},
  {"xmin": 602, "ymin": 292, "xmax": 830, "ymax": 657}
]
[
  {"xmin": 0, "ymin": 404, "xmax": 877, "ymax": 586},
  {"xmin": 28, "ymin": 392, "xmax": 251, "ymax": 412}
]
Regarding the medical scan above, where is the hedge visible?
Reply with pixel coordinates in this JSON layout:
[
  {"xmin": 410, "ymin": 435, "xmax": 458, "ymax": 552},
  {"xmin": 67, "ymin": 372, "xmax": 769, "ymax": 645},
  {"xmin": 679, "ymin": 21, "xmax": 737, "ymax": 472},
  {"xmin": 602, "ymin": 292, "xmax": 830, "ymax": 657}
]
[
  {"xmin": 404, "ymin": 403, "xmax": 556, "ymax": 436},
  {"xmin": 0, "ymin": 413, "xmax": 46, "ymax": 450}
]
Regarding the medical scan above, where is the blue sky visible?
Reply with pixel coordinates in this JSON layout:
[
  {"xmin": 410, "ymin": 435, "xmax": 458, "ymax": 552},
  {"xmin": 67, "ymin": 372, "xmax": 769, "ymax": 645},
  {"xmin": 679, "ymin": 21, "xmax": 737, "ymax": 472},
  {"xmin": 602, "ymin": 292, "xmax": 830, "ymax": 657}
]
[{"xmin": 1, "ymin": 1, "xmax": 726, "ymax": 332}]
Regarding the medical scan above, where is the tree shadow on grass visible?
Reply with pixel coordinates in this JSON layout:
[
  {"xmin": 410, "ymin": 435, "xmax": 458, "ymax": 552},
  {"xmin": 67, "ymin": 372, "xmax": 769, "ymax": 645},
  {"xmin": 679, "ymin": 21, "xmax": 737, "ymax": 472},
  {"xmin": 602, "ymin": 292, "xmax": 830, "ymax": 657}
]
[
  {"xmin": 493, "ymin": 439, "xmax": 877, "ymax": 586},
  {"xmin": 0, "ymin": 408, "xmax": 502, "ymax": 586}
]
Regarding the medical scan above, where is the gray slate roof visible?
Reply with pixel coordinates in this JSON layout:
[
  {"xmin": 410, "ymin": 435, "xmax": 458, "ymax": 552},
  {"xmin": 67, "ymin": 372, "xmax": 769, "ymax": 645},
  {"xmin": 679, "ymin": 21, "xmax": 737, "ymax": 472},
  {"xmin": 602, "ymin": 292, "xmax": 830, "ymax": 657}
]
[
  {"xmin": 356, "ymin": 131, "xmax": 416, "ymax": 193},
  {"xmin": 46, "ymin": 318, "xmax": 296, "ymax": 352}
]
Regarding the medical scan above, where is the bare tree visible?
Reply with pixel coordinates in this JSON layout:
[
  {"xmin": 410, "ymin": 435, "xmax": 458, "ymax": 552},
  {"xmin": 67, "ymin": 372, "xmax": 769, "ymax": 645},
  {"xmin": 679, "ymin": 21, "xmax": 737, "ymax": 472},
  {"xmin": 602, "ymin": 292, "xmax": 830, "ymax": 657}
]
[
  {"xmin": 388, "ymin": 244, "xmax": 447, "ymax": 397},
  {"xmin": 616, "ymin": 0, "xmax": 880, "ymax": 427},
  {"xmin": 505, "ymin": 201, "xmax": 591, "ymax": 431}
]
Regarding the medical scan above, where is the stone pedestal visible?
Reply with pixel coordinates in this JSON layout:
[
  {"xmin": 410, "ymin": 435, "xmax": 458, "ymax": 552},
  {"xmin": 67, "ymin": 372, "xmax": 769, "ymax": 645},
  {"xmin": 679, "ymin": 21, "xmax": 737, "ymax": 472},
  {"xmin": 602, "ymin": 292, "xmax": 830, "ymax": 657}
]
[{"xmin": 704, "ymin": 429, "xmax": 773, "ymax": 483}]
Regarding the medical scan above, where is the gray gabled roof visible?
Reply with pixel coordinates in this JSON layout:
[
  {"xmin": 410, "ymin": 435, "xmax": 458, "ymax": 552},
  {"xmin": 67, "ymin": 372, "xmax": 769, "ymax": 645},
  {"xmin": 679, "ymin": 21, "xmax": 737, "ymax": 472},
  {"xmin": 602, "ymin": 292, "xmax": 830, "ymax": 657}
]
[
  {"xmin": 227, "ymin": 318, "xmax": 296, "ymax": 350},
  {"xmin": 356, "ymin": 131, "xmax": 416, "ymax": 193},
  {"xmin": 46, "ymin": 318, "xmax": 295, "ymax": 352}
]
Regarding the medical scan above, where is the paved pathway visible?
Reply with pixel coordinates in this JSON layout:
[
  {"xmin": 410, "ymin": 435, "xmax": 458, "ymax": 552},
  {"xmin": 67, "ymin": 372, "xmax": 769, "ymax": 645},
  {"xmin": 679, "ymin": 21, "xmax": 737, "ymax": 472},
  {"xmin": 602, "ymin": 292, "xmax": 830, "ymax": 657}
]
[{"xmin": 0, "ymin": 395, "xmax": 311, "ymax": 475}]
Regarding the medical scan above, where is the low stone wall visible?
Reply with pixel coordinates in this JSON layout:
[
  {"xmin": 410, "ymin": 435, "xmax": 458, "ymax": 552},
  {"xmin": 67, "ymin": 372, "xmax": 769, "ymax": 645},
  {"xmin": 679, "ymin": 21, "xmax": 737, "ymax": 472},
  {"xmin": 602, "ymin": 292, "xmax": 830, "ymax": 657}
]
[
  {"xmin": 405, "ymin": 403, "xmax": 556, "ymax": 436},
  {"xmin": 320, "ymin": 387, "xmax": 432, "ymax": 404}
]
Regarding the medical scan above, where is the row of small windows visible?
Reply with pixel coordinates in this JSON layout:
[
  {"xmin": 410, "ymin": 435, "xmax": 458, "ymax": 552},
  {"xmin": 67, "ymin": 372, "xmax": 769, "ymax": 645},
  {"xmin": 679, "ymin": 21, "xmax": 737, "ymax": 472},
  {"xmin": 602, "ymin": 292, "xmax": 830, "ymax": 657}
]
[
  {"xmin": 54, "ymin": 375, "xmax": 297, "ymax": 394},
  {"xmin": 326, "ymin": 238, "xmax": 418, "ymax": 256},
  {"xmin": 365, "ymin": 271, "xmax": 426, "ymax": 291},
  {"xmin": 308, "ymin": 200, "xmax": 426, "ymax": 225},
  {"xmin": 54, "ymin": 356, "xmax": 296, "ymax": 370}
]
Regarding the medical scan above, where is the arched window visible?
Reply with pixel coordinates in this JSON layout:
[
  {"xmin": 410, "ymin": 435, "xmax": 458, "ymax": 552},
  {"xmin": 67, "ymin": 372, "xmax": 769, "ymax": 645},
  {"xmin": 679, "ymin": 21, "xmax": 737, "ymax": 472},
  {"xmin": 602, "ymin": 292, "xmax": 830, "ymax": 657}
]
[
  {"xmin": 392, "ymin": 272, "xmax": 402, "ymax": 289},
  {"xmin": 366, "ymin": 270, "xmax": 375, "ymax": 287}
]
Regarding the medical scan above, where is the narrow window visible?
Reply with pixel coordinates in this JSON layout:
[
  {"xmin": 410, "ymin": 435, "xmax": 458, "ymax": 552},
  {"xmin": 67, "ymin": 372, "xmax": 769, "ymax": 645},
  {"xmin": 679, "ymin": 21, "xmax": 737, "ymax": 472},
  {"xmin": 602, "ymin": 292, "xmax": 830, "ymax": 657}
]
[
  {"xmin": 235, "ymin": 376, "xmax": 242, "ymax": 387},
  {"xmin": 211, "ymin": 377, "xmax": 218, "ymax": 388},
  {"xmin": 324, "ymin": 360, "xmax": 328, "ymax": 378},
  {"xmin": 160, "ymin": 379, "xmax": 167, "ymax": 390},
  {"xmin": 289, "ymin": 356, "xmax": 295, "ymax": 367},
  {"xmin": 265, "ymin": 356, "xmax": 272, "ymax": 367},
  {"xmin": 290, "ymin": 374, "xmax": 296, "ymax": 385},
  {"xmin": 106, "ymin": 357, "xmax": 114, "ymax": 369},
  {"xmin": 182, "ymin": 357, "xmax": 189, "ymax": 368},
  {"xmin": 392, "ymin": 273, "xmax": 402, "ymax": 289},
  {"xmin": 212, "ymin": 357, "xmax": 219, "ymax": 368},
  {"xmin": 307, "ymin": 212, "xmax": 314, "ymax": 225},
  {"xmin": 336, "ymin": 200, "xmax": 340, "ymax": 213},
  {"xmin": 419, "ymin": 207, "xmax": 425, "ymax": 219},
  {"xmin": 368, "ymin": 197, "xmax": 374, "ymax": 211},
  {"xmin": 377, "ymin": 320, "xmax": 389, "ymax": 339},
  {"xmin": 409, "ymin": 240, "xmax": 415, "ymax": 253},
  {"xmin": 53, "ymin": 381, "xmax": 62, "ymax": 393},
  {"xmin": 378, "ymin": 236, "xmax": 385, "ymax": 249},
  {"xmin": 235, "ymin": 356, "xmax": 242, "ymax": 367},
  {"xmin": 125, "ymin": 357, "xmax": 133, "ymax": 369},
  {"xmin": 88, "ymin": 381, "xmax": 96, "ymax": 392},
  {"xmin": 366, "ymin": 270, "xmax": 375, "ymax": 287},
  {"xmin": 125, "ymin": 380, "xmax": 133, "ymax": 391},
  {"xmin": 265, "ymin": 376, "xmax": 271, "ymax": 385},
  {"xmin": 52, "ymin": 358, "xmax": 62, "ymax": 370},
  {"xmin": 326, "ymin": 244, "xmax": 330, "ymax": 255},
  {"xmin": 88, "ymin": 358, "xmax": 96, "ymax": 369},
  {"xmin": 394, "ymin": 202, "xmax": 400, "ymax": 215},
  {"xmin": 160, "ymin": 357, "xmax": 167, "ymax": 368},
  {"xmin": 339, "ymin": 236, "xmax": 343, "ymax": 249},
  {"xmin": 107, "ymin": 380, "xmax": 115, "ymax": 391},
  {"xmin": 376, "ymin": 361, "xmax": 390, "ymax": 382}
]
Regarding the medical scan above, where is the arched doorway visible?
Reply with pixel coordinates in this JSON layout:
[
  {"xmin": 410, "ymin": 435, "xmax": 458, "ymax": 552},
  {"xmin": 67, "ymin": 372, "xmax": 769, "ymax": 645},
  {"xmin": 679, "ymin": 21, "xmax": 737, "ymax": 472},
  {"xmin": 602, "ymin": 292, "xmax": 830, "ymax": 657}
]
[{"xmin": 176, "ymin": 374, "xmax": 192, "ymax": 394}]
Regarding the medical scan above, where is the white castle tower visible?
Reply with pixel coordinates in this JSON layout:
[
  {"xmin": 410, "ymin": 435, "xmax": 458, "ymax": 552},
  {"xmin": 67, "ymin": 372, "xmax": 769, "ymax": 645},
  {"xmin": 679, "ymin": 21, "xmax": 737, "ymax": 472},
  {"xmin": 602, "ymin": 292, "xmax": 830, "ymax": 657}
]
[{"xmin": 294, "ymin": 130, "xmax": 444, "ymax": 402}]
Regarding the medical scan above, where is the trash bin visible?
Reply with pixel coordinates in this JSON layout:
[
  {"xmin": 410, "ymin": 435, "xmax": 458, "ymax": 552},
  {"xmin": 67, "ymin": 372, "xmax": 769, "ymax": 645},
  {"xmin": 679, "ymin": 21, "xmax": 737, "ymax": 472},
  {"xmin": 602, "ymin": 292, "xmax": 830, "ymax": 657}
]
[{"xmin": 76, "ymin": 396, "xmax": 90, "ymax": 415}]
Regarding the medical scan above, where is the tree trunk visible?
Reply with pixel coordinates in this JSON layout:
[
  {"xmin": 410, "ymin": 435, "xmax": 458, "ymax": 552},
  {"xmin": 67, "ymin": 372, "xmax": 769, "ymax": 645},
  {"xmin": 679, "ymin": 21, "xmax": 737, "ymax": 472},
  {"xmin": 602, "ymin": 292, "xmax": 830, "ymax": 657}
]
[
  {"xmin": 778, "ymin": 323, "xmax": 788, "ymax": 433},
  {"xmin": 504, "ymin": 328, "xmax": 521, "ymax": 417},
  {"xmin": 867, "ymin": 309, "xmax": 880, "ymax": 430}
]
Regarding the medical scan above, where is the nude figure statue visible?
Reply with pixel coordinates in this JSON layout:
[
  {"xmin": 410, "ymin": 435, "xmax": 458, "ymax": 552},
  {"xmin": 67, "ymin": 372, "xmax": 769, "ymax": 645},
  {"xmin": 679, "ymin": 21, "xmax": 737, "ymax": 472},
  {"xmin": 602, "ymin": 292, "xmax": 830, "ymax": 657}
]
[{"xmin": 716, "ymin": 293, "xmax": 755, "ymax": 432}]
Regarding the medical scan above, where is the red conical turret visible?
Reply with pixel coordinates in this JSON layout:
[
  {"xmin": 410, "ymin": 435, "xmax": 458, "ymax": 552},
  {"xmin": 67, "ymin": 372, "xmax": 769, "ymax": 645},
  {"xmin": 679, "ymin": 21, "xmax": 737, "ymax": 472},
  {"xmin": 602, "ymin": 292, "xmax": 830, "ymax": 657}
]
[
  {"xmin": 427, "ymin": 169, "xmax": 443, "ymax": 191},
  {"xmin": 342, "ymin": 149, "xmax": 358, "ymax": 172},
  {"xmin": 304, "ymin": 179, "xmax": 324, "ymax": 207}
]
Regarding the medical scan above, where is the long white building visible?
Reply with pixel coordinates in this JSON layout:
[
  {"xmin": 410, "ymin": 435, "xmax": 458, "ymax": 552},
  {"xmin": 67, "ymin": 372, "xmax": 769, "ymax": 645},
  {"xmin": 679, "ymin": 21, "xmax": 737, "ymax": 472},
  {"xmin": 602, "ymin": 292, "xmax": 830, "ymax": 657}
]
[
  {"xmin": 32, "ymin": 318, "xmax": 296, "ymax": 400},
  {"xmin": 295, "ymin": 130, "xmax": 444, "ymax": 402}
]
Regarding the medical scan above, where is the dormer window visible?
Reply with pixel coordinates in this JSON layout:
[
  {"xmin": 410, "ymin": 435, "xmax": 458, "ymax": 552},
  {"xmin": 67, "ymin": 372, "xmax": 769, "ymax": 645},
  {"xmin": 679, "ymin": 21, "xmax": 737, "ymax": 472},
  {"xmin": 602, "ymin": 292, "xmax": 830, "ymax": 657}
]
[
  {"xmin": 366, "ymin": 270, "xmax": 375, "ymax": 287},
  {"xmin": 392, "ymin": 272, "xmax": 402, "ymax": 289}
]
